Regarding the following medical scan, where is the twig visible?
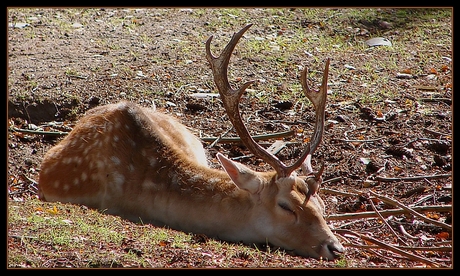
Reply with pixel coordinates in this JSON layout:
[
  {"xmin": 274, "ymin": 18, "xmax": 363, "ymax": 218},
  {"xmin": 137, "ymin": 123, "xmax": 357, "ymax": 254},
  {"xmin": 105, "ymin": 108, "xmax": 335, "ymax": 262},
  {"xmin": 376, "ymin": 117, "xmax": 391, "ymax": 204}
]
[
  {"xmin": 335, "ymin": 229, "xmax": 440, "ymax": 267},
  {"xmin": 423, "ymin": 128, "xmax": 450, "ymax": 137},
  {"xmin": 327, "ymin": 205, "xmax": 452, "ymax": 221},
  {"xmin": 367, "ymin": 196, "xmax": 408, "ymax": 246},
  {"xmin": 418, "ymin": 98, "xmax": 451, "ymax": 105},
  {"xmin": 22, "ymin": 173, "xmax": 38, "ymax": 185},
  {"xmin": 263, "ymin": 119, "xmax": 311, "ymax": 125},
  {"xmin": 330, "ymin": 137, "xmax": 383, "ymax": 143},
  {"xmin": 207, "ymin": 126, "xmax": 233, "ymax": 148},
  {"xmin": 323, "ymin": 176, "xmax": 343, "ymax": 184},
  {"xmin": 399, "ymin": 225, "xmax": 418, "ymax": 240},
  {"xmin": 66, "ymin": 73, "xmax": 88, "ymax": 79},
  {"xmin": 373, "ymin": 173, "xmax": 451, "ymax": 182},
  {"xmin": 344, "ymin": 243, "xmax": 452, "ymax": 252},
  {"xmin": 369, "ymin": 190, "xmax": 452, "ymax": 231},
  {"xmin": 321, "ymin": 187, "xmax": 358, "ymax": 197},
  {"xmin": 10, "ymin": 127, "xmax": 69, "ymax": 137},
  {"xmin": 201, "ymin": 130, "xmax": 294, "ymax": 143},
  {"xmin": 257, "ymin": 141, "xmax": 300, "ymax": 147},
  {"xmin": 229, "ymin": 140, "xmax": 289, "ymax": 161}
]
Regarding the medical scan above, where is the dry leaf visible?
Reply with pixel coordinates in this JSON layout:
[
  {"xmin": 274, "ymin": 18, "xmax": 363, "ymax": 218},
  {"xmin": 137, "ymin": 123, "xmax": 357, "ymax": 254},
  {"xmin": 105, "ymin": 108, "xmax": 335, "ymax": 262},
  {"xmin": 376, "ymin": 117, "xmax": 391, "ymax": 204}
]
[
  {"xmin": 435, "ymin": 232, "xmax": 449, "ymax": 240},
  {"xmin": 425, "ymin": 212, "xmax": 440, "ymax": 219},
  {"xmin": 46, "ymin": 205, "xmax": 59, "ymax": 215},
  {"xmin": 401, "ymin": 68, "xmax": 412, "ymax": 74}
]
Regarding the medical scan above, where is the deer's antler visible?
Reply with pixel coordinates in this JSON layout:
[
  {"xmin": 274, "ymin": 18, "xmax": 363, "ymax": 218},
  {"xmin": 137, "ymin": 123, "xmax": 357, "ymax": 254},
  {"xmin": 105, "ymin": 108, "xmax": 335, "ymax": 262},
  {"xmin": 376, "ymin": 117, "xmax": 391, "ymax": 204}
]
[{"xmin": 206, "ymin": 24, "xmax": 329, "ymax": 179}]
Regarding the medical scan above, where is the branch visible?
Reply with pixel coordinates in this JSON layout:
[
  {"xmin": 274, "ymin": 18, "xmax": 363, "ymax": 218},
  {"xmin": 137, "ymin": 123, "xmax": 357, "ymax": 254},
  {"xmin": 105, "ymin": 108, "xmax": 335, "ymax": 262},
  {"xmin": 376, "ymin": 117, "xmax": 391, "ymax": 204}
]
[
  {"xmin": 335, "ymin": 229, "xmax": 441, "ymax": 267},
  {"xmin": 326, "ymin": 205, "xmax": 452, "ymax": 221},
  {"xmin": 200, "ymin": 130, "xmax": 294, "ymax": 143},
  {"xmin": 418, "ymin": 98, "xmax": 451, "ymax": 105},
  {"xmin": 367, "ymin": 196, "xmax": 408, "ymax": 246},
  {"xmin": 321, "ymin": 187, "xmax": 358, "ymax": 197},
  {"xmin": 373, "ymin": 174, "xmax": 451, "ymax": 182},
  {"xmin": 207, "ymin": 125, "xmax": 233, "ymax": 148},
  {"xmin": 369, "ymin": 190, "xmax": 452, "ymax": 231},
  {"xmin": 344, "ymin": 243, "xmax": 452, "ymax": 252},
  {"xmin": 10, "ymin": 127, "xmax": 69, "ymax": 136},
  {"xmin": 331, "ymin": 137, "xmax": 383, "ymax": 143}
]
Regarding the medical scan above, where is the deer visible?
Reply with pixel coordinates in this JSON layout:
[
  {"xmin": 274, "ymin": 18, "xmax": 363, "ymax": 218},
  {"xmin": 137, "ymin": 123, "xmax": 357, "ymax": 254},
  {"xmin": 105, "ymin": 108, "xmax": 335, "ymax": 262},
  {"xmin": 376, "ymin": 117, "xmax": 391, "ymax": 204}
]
[{"xmin": 38, "ymin": 24, "xmax": 344, "ymax": 260}]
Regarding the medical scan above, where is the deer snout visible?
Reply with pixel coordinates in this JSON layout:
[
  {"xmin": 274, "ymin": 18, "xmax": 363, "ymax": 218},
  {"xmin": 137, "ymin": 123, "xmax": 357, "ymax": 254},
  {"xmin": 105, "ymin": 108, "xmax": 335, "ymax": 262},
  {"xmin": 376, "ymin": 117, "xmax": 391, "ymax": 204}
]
[{"xmin": 318, "ymin": 237, "xmax": 345, "ymax": 260}]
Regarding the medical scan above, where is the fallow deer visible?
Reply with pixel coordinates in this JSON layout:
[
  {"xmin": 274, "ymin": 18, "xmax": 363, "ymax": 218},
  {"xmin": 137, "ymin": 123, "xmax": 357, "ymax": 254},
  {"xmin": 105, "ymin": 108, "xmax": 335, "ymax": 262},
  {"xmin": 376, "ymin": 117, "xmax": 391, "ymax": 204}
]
[{"xmin": 38, "ymin": 24, "xmax": 344, "ymax": 260}]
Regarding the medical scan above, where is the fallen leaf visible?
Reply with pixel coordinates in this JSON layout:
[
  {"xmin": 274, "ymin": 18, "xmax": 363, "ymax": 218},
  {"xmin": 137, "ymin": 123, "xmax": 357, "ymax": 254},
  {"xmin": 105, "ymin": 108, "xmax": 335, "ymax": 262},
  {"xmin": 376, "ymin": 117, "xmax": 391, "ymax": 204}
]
[
  {"xmin": 401, "ymin": 68, "xmax": 412, "ymax": 74},
  {"xmin": 425, "ymin": 212, "xmax": 440, "ymax": 219},
  {"xmin": 46, "ymin": 205, "xmax": 59, "ymax": 215},
  {"xmin": 435, "ymin": 232, "xmax": 449, "ymax": 240}
]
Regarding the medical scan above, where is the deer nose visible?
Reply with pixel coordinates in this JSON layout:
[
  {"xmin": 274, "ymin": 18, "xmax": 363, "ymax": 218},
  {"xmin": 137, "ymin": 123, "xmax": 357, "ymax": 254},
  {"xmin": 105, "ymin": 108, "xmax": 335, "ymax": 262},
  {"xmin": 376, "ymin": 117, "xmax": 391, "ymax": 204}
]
[{"xmin": 319, "ymin": 239, "xmax": 345, "ymax": 260}]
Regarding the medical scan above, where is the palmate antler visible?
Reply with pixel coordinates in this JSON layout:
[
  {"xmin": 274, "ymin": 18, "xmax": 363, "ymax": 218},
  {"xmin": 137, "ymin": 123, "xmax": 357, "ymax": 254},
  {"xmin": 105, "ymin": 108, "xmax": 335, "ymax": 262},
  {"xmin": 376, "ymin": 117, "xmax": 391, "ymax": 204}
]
[{"xmin": 206, "ymin": 24, "xmax": 329, "ymax": 180}]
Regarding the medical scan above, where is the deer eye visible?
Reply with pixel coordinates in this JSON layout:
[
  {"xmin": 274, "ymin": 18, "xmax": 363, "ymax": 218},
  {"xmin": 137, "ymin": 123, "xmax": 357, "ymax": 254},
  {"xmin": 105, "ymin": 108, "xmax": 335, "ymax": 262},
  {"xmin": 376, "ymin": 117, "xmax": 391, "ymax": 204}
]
[{"xmin": 278, "ymin": 202, "xmax": 294, "ymax": 214}]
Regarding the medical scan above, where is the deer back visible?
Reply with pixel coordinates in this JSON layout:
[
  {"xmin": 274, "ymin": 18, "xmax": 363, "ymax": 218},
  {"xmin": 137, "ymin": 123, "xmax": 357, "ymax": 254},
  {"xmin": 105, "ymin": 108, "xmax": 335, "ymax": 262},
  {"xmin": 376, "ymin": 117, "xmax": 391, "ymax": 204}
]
[{"xmin": 38, "ymin": 101, "xmax": 208, "ymax": 216}]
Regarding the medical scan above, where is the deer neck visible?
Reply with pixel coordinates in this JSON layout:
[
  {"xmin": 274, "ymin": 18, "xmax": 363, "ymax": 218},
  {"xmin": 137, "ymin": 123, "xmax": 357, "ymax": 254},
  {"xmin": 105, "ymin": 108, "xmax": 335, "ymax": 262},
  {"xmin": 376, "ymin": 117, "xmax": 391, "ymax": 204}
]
[{"xmin": 136, "ymin": 156, "xmax": 272, "ymax": 243}]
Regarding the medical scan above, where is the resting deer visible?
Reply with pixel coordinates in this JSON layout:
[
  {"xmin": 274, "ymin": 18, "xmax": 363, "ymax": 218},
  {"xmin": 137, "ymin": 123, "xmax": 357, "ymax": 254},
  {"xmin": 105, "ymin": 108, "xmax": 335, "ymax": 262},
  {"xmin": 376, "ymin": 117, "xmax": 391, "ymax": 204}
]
[{"xmin": 38, "ymin": 24, "xmax": 344, "ymax": 260}]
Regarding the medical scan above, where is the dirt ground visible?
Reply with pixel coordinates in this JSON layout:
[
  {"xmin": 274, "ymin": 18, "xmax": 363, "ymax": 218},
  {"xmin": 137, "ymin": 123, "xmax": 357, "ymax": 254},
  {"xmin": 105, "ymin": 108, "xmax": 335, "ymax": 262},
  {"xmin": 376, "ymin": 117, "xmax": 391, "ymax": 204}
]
[{"xmin": 7, "ymin": 8, "xmax": 452, "ymax": 268}]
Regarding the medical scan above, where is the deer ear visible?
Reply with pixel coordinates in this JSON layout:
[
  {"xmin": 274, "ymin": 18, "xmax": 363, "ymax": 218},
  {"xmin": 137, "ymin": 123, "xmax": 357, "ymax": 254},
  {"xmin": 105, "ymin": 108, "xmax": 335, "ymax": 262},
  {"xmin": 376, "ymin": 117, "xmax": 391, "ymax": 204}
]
[{"xmin": 216, "ymin": 153, "xmax": 263, "ymax": 194}]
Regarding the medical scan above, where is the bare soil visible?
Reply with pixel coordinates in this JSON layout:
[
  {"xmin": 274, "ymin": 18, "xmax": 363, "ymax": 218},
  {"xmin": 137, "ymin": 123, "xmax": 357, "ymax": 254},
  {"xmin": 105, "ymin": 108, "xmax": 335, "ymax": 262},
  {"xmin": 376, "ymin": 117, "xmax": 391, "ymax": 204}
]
[{"xmin": 8, "ymin": 8, "xmax": 452, "ymax": 268}]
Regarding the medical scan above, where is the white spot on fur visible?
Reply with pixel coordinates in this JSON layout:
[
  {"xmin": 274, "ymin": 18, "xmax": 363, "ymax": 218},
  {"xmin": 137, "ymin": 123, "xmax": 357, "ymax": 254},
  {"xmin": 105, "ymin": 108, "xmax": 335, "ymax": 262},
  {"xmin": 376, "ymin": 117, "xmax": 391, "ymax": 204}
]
[
  {"xmin": 104, "ymin": 135, "xmax": 111, "ymax": 145},
  {"xmin": 189, "ymin": 175, "xmax": 203, "ymax": 182},
  {"xmin": 95, "ymin": 140, "xmax": 103, "ymax": 148},
  {"xmin": 111, "ymin": 156, "xmax": 121, "ymax": 166},
  {"xmin": 171, "ymin": 174, "xmax": 179, "ymax": 185},
  {"xmin": 81, "ymin": 172, "xmax": 88, "ymax": 182},
  {"xmin": 90, "ymin": 173, "xmax": 98, "ymax": 181},
  {"xmin": 74, "ymin": 157, "xmax": 83, "ymax": 166},
  {"xmin": 128, "ymin": 138, "xmax": 136, "ymax": 148},
  {"xmin": 208, "ymin": 177, "xmax": 221, "ymax": 185},
  {"xmin": 96, "ymin": 160, "xmax": 105, "ymax": 170},
  {"xmin": 149, "ymin": 157, "xmax": 157, "ymax": 167},
  {"xmin": 73, "ymin": 178, "xmax": 79, "ymax": 186},
  {"xmin": 88, "ymin": 161, "xmax": 95, "ymax": 169},
  {"xmin": 111, "ymin": 172, "xmax": 125, "ymax": 193},
  {"xmin": 142, "ymin": 179, "xmax": 155, "ymax": 189},
  {"xmin": 83, "ymin": 145, "xmax": 91, "ymax": 156},
  {"xmin": 53, "ymin": 180, "xmax": 60, "ymax": 188},
  {"xmin": 69, "ymin": 139, "xmax": 78, "ymax": 148}
]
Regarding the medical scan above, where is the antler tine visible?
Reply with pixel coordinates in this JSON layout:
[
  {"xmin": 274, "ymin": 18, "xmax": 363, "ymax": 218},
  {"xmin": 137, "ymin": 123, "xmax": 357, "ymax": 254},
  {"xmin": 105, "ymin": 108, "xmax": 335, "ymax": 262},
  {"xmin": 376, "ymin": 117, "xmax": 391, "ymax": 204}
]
[
  {"xmin": 298, "ymin": 58, "xmax": 330, "ymax": 177},
  {"xmin": 206, "ymin": 24, "xmax": 289, "ymax": 177}
]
